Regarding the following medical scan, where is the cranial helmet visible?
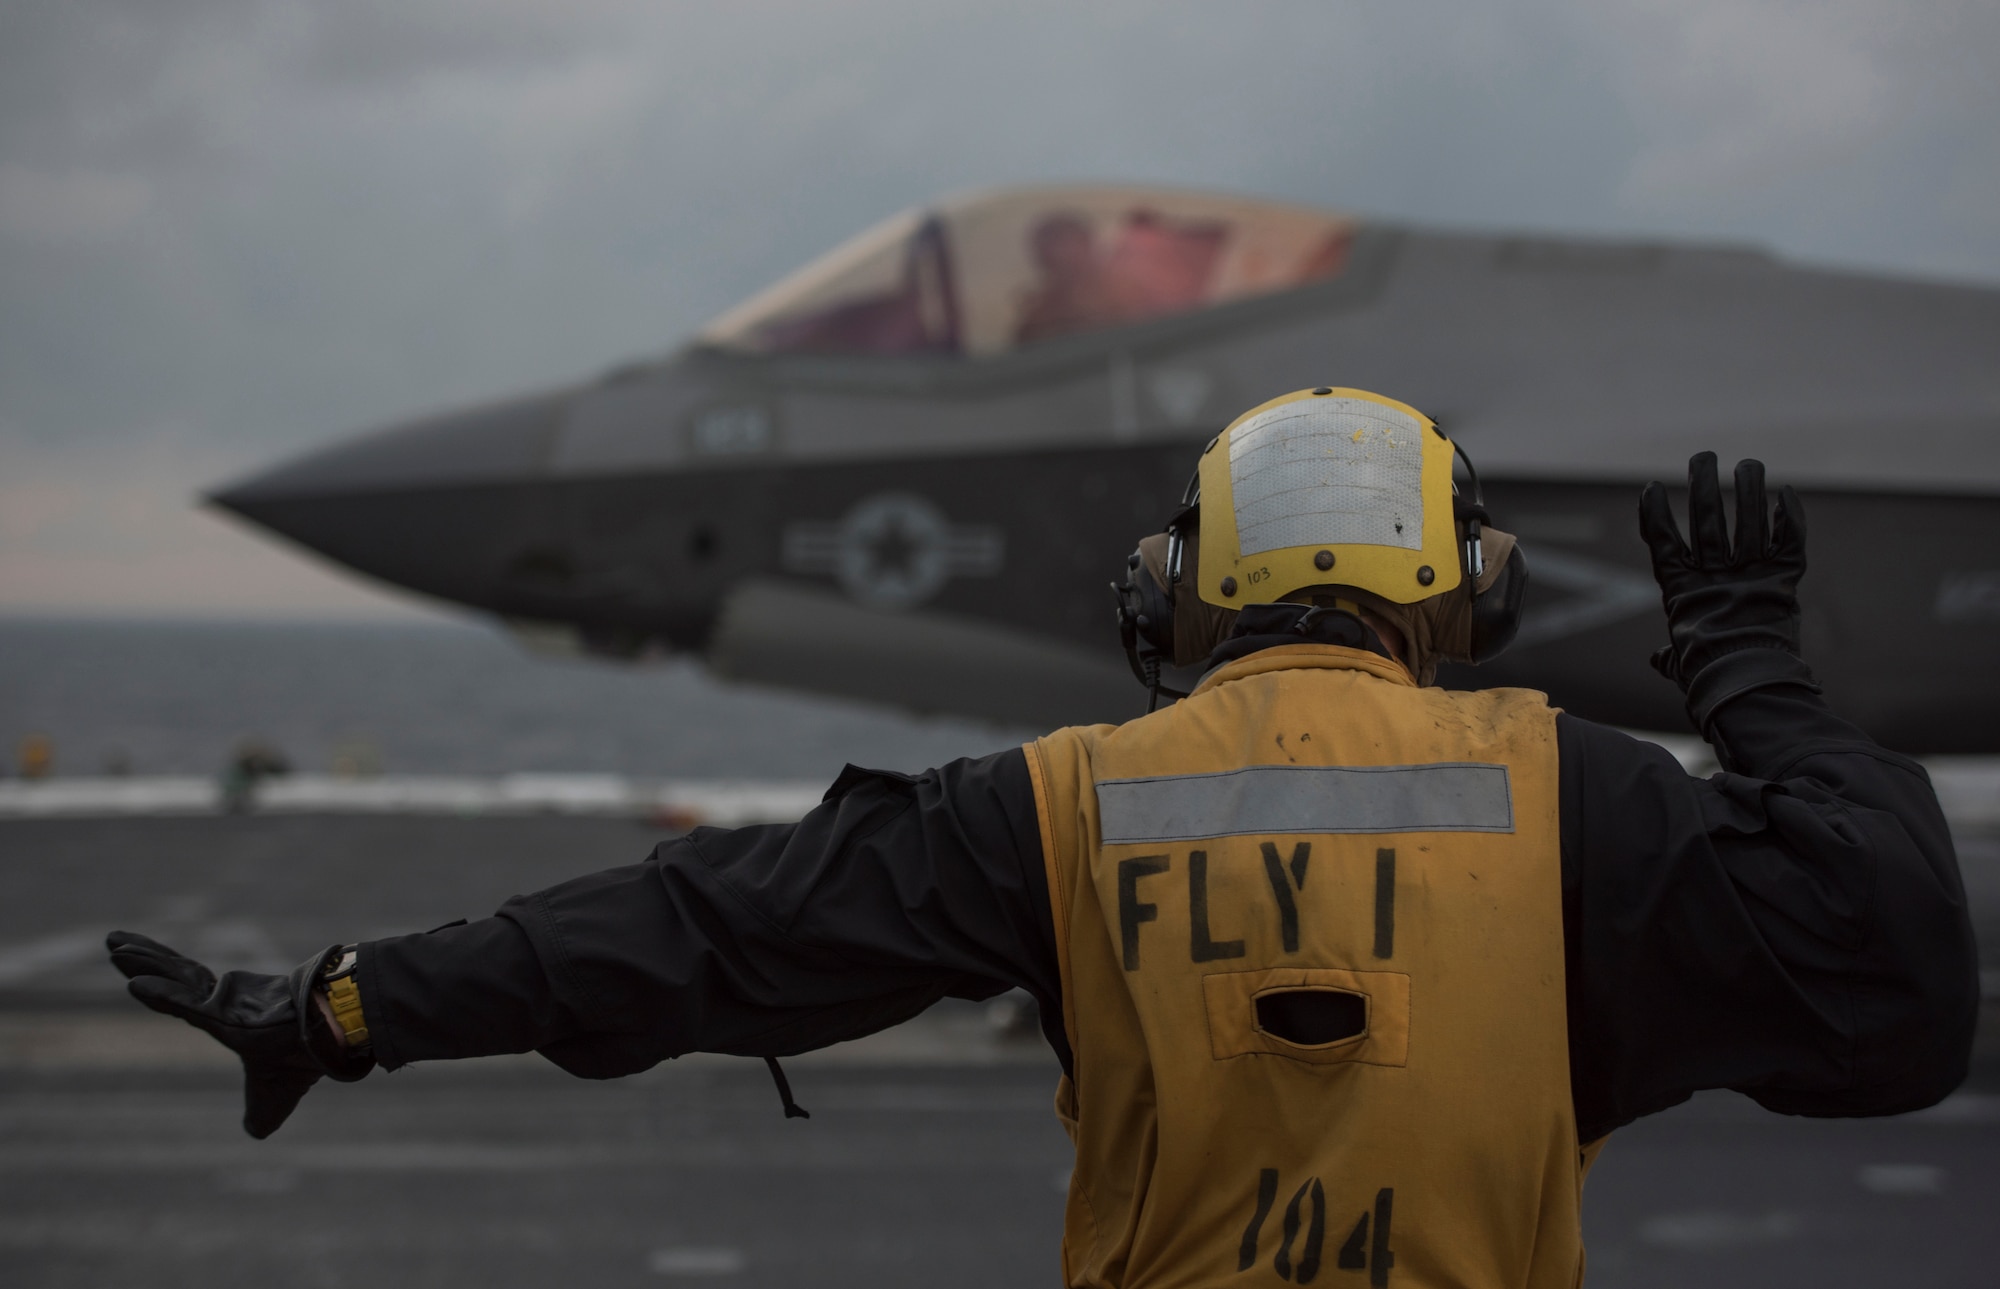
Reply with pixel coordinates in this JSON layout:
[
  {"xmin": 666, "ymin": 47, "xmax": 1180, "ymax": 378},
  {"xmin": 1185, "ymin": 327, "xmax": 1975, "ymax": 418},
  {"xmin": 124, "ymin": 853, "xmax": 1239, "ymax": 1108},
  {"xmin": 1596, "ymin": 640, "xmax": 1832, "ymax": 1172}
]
[{"xmin": 1113, "ymin": 387, "xmax": 1528, "ymax": 704}]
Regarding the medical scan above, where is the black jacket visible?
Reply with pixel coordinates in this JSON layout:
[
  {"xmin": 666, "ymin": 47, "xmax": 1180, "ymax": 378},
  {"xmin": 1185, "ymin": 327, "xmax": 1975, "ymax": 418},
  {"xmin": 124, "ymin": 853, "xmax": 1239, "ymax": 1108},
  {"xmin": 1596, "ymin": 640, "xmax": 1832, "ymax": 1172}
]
[{"xmin": 354, "ymin": 652, "xmax": 1978, "ymax": 1143}]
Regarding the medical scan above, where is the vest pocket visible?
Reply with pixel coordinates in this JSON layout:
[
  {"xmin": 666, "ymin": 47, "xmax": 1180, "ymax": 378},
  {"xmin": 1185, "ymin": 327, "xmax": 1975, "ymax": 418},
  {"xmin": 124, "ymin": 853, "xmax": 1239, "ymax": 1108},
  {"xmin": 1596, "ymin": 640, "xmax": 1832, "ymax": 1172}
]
[
  {"xmin": 1256, "ymin": 988, "xmax": 1367, "ymax": 1046},
  {"xmin": 1204, "ymin": 967, "xmax": 1411, "ymax": 1067}
]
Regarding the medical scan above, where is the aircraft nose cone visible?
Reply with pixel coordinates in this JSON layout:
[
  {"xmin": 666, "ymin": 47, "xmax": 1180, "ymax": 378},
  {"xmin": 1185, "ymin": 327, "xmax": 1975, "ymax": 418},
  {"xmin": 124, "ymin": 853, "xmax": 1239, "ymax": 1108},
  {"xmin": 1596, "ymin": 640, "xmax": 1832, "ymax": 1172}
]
[
  {"xmin": 209, "ymin": 391, "xmax": 570, "ymax": 512},
  {"xmin": 208, "ymin": 391, "xmax": 573, "ymax": 605}
]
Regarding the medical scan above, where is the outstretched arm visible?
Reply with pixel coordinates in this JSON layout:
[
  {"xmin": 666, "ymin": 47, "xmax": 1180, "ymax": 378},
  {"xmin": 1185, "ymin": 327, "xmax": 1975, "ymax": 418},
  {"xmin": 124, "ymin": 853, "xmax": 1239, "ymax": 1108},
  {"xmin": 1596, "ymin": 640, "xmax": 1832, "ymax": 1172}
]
[
  {"xmin": 365, "ymin": 753, "xmax": 1063, "ymax": 1076},
  {"xmin": 111, "ymin": 749, "xmax": 1062, "ymax": 1136}
]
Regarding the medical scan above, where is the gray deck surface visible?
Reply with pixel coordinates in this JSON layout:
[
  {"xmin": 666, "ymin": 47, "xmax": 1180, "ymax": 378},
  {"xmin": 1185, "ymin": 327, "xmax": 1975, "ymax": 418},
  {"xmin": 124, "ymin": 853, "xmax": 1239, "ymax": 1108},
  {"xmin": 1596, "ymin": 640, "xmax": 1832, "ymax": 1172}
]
[{"xmin": 2, "ymin": 815, "xmax": 1994, "ymax": 1288}]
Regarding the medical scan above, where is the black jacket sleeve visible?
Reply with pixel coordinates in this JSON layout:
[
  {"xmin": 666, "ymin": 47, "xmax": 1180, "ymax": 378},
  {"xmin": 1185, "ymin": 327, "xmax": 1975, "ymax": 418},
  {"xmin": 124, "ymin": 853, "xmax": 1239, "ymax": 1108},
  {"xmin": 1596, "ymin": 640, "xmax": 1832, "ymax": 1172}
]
[
  {"xmin": 357, "ymin": 749, "xmax": 1069, "ymax": 1078},
  {"xmin": 1559, "ymin": 660, "xmax": 1979, "ymax": 1142}
]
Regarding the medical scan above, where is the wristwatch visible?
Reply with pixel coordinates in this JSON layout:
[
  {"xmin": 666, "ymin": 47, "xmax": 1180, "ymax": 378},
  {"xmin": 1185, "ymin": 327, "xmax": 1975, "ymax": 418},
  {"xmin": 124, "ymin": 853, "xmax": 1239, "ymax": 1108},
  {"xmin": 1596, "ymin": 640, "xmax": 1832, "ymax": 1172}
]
[{"xmin": 318, "ymin": 946, "xmax": 371, "ymax": 1049}]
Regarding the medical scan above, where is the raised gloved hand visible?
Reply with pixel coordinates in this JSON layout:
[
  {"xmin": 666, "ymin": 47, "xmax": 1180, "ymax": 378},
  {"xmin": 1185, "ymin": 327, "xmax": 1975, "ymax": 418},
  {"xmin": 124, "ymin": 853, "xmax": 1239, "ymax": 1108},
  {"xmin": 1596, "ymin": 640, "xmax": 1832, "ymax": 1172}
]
[
  {"xmin": 107, "ymin": 932, "xmax": 373, "ymax": 1138},
  {"xmin": 1639, "ymin": 452, "xmax": 1819, "ymax": 734}
]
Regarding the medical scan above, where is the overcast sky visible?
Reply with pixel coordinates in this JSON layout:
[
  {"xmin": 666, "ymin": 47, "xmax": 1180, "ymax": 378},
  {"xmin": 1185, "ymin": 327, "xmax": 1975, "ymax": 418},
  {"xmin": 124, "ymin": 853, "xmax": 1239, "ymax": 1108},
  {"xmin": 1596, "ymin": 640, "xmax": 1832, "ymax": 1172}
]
[{"xmin": 3, "ymin": 0, "xmax": 1997, "ymax": 618}]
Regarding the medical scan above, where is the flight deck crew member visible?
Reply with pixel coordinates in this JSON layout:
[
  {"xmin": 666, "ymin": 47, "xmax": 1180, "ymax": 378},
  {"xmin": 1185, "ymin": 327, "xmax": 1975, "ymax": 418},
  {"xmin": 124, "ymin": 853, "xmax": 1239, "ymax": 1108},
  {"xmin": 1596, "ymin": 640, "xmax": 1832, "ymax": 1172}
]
[{"xmin": 108, "ymin": 389, "xmax": 1977, "ymax": 1288}]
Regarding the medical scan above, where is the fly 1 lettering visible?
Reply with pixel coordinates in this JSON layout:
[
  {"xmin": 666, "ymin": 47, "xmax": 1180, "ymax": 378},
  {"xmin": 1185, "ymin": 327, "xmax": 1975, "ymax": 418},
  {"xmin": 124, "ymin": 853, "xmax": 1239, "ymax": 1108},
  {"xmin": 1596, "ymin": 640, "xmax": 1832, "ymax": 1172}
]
[{"xmin": 1119, "ymin": 843, "xmax": 1316, "ymax": 970}]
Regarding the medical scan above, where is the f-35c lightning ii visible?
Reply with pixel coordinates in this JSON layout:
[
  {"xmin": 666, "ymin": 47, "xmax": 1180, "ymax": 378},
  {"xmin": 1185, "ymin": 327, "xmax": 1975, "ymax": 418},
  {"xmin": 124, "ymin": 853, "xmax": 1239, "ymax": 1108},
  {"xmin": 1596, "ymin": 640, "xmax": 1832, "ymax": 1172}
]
[{"xmin": 210, "ymin": 184, "xmax": 2000, "ymax": 751}]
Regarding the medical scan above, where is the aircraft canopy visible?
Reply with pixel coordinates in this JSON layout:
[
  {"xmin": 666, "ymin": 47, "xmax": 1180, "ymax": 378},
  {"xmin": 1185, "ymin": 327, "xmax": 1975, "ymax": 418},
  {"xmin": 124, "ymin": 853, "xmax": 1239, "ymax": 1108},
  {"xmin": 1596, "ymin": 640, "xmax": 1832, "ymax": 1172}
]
[{"xmin": 699, "ymin": 186, "xmax": 1358, "ymax": 358}]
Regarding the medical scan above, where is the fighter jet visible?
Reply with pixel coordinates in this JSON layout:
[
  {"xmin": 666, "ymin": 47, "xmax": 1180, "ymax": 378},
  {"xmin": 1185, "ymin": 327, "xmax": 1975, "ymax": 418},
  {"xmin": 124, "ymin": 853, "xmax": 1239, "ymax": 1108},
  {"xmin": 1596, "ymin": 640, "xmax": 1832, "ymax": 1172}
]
[{"xmin": 211, "ymin": 184, "xmax": 2000, "ymax": 751}]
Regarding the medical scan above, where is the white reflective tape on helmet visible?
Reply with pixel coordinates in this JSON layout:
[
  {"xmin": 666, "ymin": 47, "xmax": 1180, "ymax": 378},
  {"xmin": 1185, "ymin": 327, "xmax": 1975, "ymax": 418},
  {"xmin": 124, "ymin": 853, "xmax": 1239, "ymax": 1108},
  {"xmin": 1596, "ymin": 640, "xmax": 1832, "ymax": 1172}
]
[{"xmin": 1228, "ymin": 398, "xmax": 1427, "ymax": 556}]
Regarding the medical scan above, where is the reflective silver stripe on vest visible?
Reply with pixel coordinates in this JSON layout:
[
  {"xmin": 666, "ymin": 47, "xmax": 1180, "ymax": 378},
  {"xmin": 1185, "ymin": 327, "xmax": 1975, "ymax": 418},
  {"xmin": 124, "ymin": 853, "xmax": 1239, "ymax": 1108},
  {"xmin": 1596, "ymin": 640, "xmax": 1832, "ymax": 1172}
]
[{"xmin": 1095, "ymin": 763, "xmax": 1514, "ymax": 843}]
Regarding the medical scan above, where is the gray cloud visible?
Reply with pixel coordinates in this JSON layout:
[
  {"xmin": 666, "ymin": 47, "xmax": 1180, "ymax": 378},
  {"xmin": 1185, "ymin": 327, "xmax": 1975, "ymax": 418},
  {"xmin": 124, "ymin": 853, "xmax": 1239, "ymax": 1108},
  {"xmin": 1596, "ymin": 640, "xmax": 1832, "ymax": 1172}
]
[{"xmin": 2, "ymin": 0, "xmax": 1996, "ymax": 613}]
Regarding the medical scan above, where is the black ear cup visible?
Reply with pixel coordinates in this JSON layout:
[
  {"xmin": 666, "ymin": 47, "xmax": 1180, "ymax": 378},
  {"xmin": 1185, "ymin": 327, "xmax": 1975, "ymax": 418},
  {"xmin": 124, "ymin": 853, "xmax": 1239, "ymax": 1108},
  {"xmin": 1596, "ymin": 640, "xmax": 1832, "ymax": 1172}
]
[
  {"xmin": 1113, "ymin": 541, "xmax": 1197, "ymax": 711},
  {"xmin": 1467, "ymin": 544, "xmax": 1528, "ymax": 663},
  {"xmin": 1450, "ymin": 440, "xmax": 1524, "ymax": 663},
  {"xmin": 1113, "ymin": 548, "xmax": 1178, "ymax": 683}
]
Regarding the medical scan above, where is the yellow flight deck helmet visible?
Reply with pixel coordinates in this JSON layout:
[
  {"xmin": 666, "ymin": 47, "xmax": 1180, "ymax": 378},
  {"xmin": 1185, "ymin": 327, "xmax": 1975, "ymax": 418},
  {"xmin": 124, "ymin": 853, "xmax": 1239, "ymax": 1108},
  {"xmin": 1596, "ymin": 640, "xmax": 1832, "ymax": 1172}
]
[
  {"xmin": 1195, "ymin": 387, "xmax": 1466, "ymax": 608},
  {"xmin": 1113, "ymin": 386, "xmax": 1527, "ymax": 706}
]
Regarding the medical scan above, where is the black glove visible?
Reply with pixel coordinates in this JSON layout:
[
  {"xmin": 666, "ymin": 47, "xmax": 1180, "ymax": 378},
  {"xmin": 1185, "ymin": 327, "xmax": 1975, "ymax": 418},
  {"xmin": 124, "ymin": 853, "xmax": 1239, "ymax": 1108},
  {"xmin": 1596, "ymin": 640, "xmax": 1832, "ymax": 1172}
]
[
  {"xmin": 106, "ymin": 932, "xmax": 374, "ymax": 1139},
  {"xmin": 1639, "ymin": 453, "xmax": 1819, "ymax": 735}
]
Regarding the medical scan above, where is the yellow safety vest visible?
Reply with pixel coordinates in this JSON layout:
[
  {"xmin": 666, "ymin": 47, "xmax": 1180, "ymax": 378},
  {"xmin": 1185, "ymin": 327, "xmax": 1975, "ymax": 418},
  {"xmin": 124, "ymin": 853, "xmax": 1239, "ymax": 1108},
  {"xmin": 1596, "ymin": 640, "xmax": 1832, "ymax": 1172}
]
[{"xmin": 1025, "ymin": 644, "xmax": 1595, "ymax": 1289}]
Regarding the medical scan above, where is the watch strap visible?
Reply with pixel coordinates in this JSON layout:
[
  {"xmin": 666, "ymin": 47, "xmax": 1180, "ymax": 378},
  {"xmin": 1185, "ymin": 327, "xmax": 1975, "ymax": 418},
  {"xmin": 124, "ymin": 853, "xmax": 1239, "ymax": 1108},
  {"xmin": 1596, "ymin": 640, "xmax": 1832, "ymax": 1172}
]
[{"xmin": 320, "ymin": 947, "xmax": 371, "ymax": 1048}]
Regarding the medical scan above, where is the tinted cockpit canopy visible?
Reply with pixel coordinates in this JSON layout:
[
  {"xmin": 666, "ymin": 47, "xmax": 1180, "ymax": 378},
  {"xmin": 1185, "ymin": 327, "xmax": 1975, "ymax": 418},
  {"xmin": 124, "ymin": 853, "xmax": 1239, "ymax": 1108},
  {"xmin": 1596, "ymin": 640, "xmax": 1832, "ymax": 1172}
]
[{"xmin": 698, "ymin": 185, "xmax": 1358, "ymax": 359}]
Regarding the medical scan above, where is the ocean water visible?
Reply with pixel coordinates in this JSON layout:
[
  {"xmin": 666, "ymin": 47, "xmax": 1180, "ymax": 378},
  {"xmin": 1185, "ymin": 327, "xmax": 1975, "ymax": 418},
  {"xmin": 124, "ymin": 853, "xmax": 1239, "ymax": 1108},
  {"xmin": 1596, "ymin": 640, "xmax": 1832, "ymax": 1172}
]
[{"xmin": 0, "ymin": 616, "xmax": 1031, "ymax": 781}]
